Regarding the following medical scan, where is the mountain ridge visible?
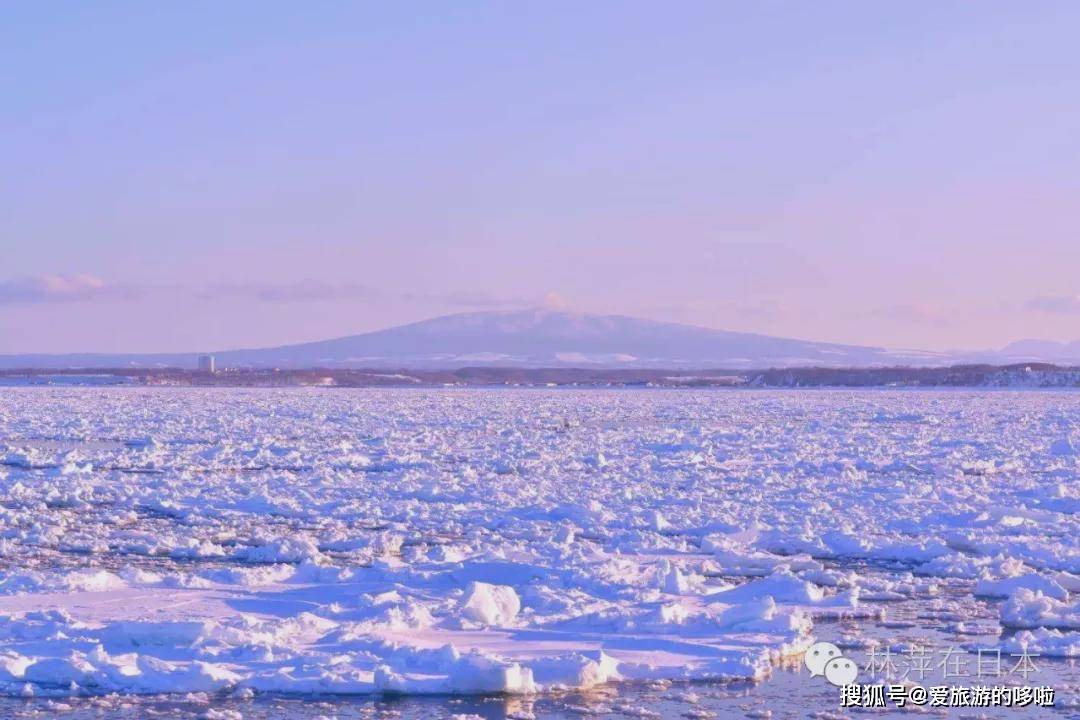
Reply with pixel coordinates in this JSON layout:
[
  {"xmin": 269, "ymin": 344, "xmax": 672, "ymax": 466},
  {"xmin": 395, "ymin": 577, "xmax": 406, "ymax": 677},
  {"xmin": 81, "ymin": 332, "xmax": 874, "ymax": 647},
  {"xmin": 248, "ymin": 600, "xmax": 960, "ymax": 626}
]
[
  {"xmin": 174, "ymin": 309, "xmax": 918, "ymax": 369},
  {"xmin": 0, "ymin": 308, "xmax": 1074, "ymax": 369}
]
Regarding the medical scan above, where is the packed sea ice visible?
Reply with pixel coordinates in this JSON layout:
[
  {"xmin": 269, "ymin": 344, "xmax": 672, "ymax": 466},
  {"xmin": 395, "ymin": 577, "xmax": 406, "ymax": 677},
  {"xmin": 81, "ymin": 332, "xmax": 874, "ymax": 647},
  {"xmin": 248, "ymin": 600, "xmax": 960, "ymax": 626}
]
[{"xmin": 0, "ymin": 388, "xmax": 1076, "ymax": 699}]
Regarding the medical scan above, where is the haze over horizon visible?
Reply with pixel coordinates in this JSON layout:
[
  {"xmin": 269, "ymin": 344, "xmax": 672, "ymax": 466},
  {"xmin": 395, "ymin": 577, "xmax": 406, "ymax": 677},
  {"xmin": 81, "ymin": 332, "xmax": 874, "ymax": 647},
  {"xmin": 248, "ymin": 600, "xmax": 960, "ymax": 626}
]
[{"xmin": 4, "ymin": 2, "xmax": 1080, "ymax": 354}]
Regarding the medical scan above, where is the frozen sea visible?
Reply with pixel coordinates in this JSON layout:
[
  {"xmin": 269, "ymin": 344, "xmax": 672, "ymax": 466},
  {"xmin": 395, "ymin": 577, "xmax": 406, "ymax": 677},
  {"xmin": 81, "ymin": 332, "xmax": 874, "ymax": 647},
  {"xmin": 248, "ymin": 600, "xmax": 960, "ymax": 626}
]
[{"xmin": 0, "ymin": 387, "xmax": 1076, "ymax": 719}]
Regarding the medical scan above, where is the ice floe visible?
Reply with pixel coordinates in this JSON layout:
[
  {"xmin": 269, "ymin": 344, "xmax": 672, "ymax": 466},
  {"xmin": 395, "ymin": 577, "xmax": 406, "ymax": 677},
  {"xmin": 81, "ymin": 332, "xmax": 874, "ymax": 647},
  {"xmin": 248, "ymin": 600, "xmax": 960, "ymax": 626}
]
[{"xmin": 0, "ymin": 387, "xmax": 1076, "ymax": 699}]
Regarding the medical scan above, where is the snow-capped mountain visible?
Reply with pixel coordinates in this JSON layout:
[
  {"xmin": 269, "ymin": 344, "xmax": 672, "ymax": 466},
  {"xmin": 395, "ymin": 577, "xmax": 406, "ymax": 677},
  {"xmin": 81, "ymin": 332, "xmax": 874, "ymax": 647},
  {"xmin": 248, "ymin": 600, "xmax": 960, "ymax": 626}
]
[
  {"xmin": 0, "ymin": 309, "xmax": 950, "ymax": 369},
  {"xmin": 215, "ymin": 309, "xmax": 933, "ymax": 368},
  {"xmin": 995, "ymin": 339, "xmax": 1080, "ymax": 364},
  {"xmin": 2, "ymin": 309, "xmax": 1076, "ymax": 370}
]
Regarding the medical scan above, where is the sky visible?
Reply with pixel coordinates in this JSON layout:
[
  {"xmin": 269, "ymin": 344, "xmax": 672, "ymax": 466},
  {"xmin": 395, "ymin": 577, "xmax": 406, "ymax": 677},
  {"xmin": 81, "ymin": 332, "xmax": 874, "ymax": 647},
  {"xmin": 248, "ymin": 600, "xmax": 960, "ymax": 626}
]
[{"xmin": 3, "ymin": 1, "xmax": 1079, "ymax": 354}]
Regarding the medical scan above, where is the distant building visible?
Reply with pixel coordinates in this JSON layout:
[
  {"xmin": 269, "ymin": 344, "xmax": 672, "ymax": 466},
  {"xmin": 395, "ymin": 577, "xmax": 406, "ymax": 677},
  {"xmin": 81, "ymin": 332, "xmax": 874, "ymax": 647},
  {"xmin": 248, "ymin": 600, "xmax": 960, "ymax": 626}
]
[{"xmin": 197, "ymin": 354, "xmax": 216, "ymax": 373}]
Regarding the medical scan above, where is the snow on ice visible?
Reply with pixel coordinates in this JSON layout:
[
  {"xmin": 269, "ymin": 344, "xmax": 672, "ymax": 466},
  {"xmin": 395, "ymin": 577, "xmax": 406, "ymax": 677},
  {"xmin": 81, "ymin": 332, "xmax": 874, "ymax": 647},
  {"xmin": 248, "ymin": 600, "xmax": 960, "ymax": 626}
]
[{"xmin": 0, "ymin": 388, "xmax": 1076, "ymax": 697}]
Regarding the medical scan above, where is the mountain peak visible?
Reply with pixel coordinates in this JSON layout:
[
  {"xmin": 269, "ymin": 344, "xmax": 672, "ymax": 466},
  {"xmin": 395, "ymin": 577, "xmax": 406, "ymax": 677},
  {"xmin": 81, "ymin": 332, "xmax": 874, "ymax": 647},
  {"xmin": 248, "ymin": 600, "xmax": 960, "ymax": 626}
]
[
  {"xmin": 11, "ymin": 309, "xmax": 1071, "ymax": 370},
  {"xmin": 1000, "ymin": 338, "xmax": 1080, "ymax": 361},
  {"xmin": 219, "ymin": 308, "xmax": 895, "ymax": 369}
]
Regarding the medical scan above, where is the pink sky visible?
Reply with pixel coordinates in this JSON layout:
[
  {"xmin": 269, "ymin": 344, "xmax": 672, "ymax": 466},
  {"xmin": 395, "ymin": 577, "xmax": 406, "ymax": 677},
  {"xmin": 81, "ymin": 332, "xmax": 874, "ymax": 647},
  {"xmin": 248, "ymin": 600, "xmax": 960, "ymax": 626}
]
[{"xmin": 3, "ymin": 2, "xmax": 1079, "ymax": 353}]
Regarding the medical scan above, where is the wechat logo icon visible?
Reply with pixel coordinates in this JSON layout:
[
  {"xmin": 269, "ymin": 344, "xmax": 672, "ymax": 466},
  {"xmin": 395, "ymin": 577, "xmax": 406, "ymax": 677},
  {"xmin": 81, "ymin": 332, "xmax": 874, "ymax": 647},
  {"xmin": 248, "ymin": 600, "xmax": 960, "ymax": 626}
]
[{"xmin": 805, "ymin": 641, "xmax": 858, "ymax": 687}]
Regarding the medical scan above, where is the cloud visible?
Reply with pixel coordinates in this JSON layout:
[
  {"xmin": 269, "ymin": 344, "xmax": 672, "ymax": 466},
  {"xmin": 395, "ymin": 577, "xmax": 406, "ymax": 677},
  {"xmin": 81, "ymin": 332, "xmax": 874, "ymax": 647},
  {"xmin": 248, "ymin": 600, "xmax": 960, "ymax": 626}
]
[
  {"xmin": 399, "ymin": 290, "xmax": 534, "ymax": 309},
  {"xmin": 655, "ymin": 299, "xmax": 786, "ymax": 321},
  {"xmin": 0, "ymin": 276, "xmax": 538, "ymax": 315},
  {"xmin": 866, "ymin": 304, "xmax": 951, "ymax": 327},
  {"xmin": 0, "ymin": 274, "xmax": 115, "ymax": 304},
  {"xmin": 1026, "ymin": 294, "xmax": 1080, "ymax": 315},
  {"xmin": 199, "ymin": 281, "xmax": 533, "ymax": 309},
  {"xmin": 541, "ymin": 291, "xmax": 569, "ymax": 310},
  {"xmin": 201, "ymin": 280, "xmax": 377, "ymax": 303}
]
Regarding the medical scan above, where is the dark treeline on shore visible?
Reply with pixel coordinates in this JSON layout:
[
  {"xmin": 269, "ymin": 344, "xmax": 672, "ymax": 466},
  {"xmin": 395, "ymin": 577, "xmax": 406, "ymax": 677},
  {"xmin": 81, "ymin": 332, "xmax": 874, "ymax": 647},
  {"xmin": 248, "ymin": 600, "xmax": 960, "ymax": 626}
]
[{"xmin": 2, "ymin": 363, "xmax": 1079, "ymax": 388}]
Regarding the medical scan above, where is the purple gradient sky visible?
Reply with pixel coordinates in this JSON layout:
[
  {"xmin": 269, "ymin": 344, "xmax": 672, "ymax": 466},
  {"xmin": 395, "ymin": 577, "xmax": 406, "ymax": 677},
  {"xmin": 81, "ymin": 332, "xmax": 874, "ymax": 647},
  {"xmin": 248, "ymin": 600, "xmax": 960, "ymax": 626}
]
[{"xmin": 3, "ymin": 2, "xmax": 1079, "ymax": 354}]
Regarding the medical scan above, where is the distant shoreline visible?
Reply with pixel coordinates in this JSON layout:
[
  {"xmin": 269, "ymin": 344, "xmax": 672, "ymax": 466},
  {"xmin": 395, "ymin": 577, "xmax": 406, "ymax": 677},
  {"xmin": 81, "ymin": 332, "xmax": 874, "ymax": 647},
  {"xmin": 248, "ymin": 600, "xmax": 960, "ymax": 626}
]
[{"xmin": 1, "ymin": 364, "xmax": 1078, "ymax": 389}]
